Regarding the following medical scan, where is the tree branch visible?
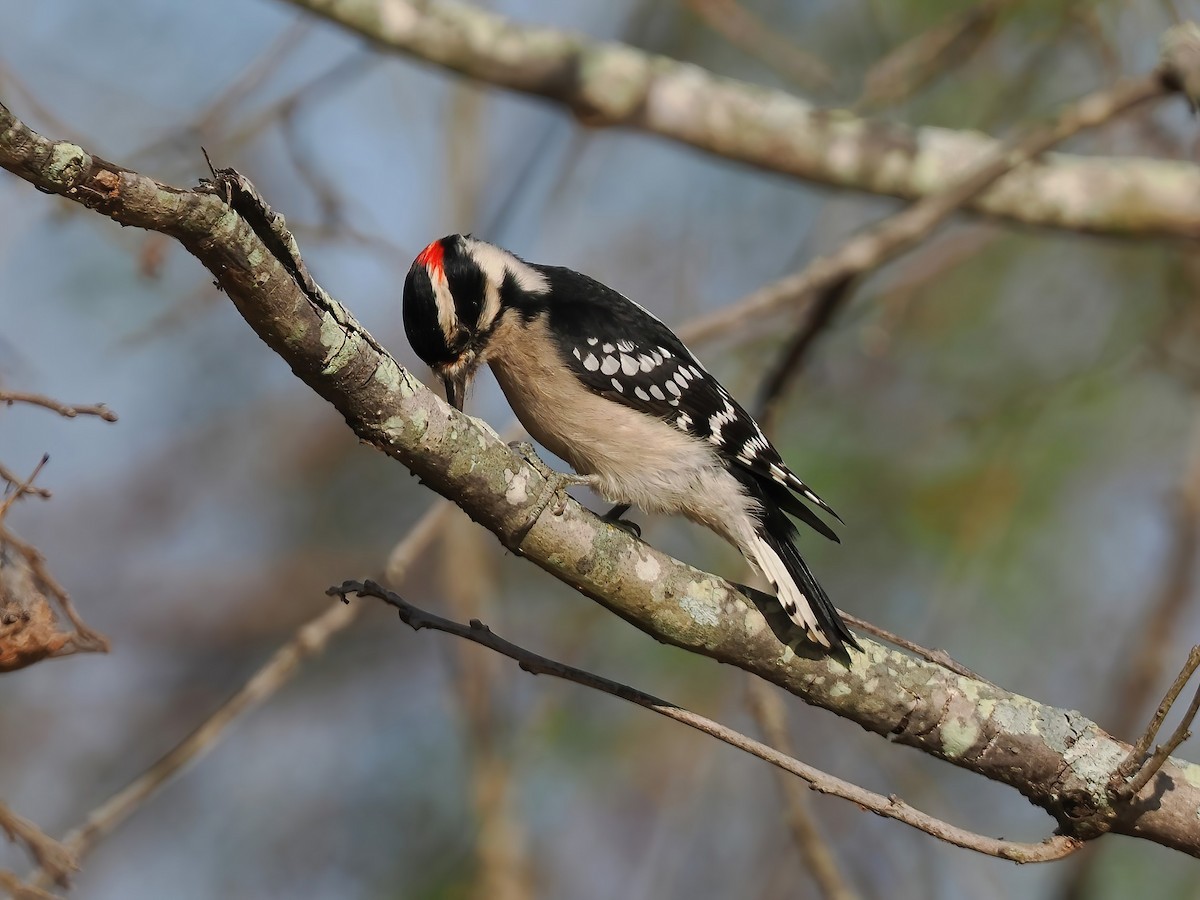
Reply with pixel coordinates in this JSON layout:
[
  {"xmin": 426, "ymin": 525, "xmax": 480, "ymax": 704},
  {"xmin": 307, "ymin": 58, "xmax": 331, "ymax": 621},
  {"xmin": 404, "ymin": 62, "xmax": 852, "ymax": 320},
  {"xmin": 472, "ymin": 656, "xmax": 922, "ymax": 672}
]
[
  {"xmin": 2, "ymin": 99, "xmax": 1199, "ymax": 856},
  {"xmin": 333, "ymin": 578, "xmax": 1081, "ymax": 864},
  {"xmin": 282, "ymin": 0, "xmax": 1200, "ymax": 238}
]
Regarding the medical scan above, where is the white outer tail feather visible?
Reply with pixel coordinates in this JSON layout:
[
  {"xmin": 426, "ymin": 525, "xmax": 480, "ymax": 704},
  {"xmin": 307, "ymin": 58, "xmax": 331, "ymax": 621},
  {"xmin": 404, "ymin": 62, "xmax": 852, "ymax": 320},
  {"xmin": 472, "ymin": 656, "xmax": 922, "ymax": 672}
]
[{"xmin": 746, "ymin": 533, "xmax": 832, "ymax": 648}]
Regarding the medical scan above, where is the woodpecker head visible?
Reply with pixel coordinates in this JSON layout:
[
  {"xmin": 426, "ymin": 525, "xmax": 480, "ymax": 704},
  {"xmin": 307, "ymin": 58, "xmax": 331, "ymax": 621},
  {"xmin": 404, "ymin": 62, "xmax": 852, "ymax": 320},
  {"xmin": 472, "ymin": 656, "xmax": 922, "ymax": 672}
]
[{"xmin": 403, "ymin": 234, "xmax": 548, "ymax": 410}]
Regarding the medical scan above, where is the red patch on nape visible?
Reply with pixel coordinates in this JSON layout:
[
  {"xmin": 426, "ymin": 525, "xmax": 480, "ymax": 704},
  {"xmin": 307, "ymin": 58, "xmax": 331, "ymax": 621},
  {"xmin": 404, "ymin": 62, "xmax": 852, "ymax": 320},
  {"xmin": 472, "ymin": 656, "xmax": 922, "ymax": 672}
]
[{"xmin": 415, "ymin": 239, "xmax": 445, "ymax": 276}]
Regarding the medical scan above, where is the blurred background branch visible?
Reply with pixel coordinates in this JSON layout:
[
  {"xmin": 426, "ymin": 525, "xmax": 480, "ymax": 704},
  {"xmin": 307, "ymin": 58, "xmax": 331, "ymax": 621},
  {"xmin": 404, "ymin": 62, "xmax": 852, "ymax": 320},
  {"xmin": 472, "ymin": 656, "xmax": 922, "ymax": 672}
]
[{"xmin": 286, "ymin": 0, "xmax": 1200, "ymax": 238}]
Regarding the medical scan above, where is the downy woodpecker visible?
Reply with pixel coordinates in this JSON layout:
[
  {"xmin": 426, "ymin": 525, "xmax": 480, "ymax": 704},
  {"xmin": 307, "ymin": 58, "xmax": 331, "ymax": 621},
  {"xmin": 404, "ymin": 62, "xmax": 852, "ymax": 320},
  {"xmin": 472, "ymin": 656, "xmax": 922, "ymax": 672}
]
[{"xmin": 402, "ymin": 234, "xmax": 857, "ymax": 652}]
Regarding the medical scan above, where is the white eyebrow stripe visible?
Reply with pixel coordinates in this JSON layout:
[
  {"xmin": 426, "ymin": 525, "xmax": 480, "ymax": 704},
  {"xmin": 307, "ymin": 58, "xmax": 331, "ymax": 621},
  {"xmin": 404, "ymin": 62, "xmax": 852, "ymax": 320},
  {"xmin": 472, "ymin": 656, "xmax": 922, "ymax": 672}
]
[
  {"xmin": 464, "ymin": 237, "xmax": 549, "ymax": 297},
  {"xmin": 429, "ymin": 267, "xmax": 458, "ymax": 343}
]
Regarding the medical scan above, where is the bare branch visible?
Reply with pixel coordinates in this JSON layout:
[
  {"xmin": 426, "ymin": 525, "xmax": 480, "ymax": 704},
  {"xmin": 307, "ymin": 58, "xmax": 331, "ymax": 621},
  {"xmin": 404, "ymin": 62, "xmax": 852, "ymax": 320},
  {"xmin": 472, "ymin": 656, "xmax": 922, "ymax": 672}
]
[
  {"xmin": 0, "ymin": 460, "xmax": 51, "ymax": 501},
  {"xmin": 282, "ymin": 0, "xmax": 1200, "ymax": 238},
  {"xmin": 1115, "ymin": 646, "xmax": 1200, "ymax": 799},
  {"xmin": 840, "ymin": 612, "xmax": 983, "ymax": 682},
  {"xmin": 0, "ymin": 804, "xmax": 75, "ymax": 887},
  {"xmin": 0, "ymin": 392, "xmax": 117, "ymax": 422},
  {"xmin": 0, "ymin": 456, "xmax": 48, "ymax": 522},
  {"xmin": 335, "ymin": 579, "xmax": 1081, "ymax": 863}
]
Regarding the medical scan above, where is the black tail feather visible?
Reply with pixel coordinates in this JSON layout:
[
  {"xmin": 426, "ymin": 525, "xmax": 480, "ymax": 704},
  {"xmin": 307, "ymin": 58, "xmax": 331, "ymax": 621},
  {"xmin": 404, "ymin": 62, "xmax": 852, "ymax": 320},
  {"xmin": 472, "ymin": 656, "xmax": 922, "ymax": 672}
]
[
  {"xmin": 736, "ymin": 469, "xmax": 858, "ymax": 652},
  {"xmin": 724, "ymin": 472, "xmax": 859, "ymax": 657},
  {"xmin": 762, "ymin": 520, "xmax": 859, "ymax": 652},
  {"xmin": 763, "ymin": 477, "xmax": 840, "ymax": 543}
]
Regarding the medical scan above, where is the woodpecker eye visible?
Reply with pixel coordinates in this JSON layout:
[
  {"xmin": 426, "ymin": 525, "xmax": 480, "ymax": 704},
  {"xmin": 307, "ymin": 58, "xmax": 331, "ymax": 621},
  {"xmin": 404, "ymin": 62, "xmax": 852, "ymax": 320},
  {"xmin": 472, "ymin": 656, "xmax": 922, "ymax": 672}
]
[{"xmin": 443, "ymin": 248, "xmax": 487, "ymax": 331}]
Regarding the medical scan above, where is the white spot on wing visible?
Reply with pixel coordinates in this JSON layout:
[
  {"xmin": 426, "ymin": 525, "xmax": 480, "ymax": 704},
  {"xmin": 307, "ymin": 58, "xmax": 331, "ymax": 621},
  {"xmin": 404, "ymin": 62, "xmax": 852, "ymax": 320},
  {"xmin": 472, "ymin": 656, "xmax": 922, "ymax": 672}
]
[
  {"xmin": 617, "ymin": 340, "xmax": 634, "ymax": 353},
  {"xmin": 666, "ymin": 381, "xmax": 681, "ymax": 397},
  {"xmin": 620, "ymin": 355, "xmax": 639, "ymax": 376},
  {"xmin": 649, "ymin": 385, "xmax": 665, "ymax": 400},
  {"xmin": 675, "ymin": 413, "xmax": 692, "ymax": 431},
  {"xmin": 587, "ymin": 337, "xmax": 598, "ymax": 345},
  {"xmin": 674, "ymin": 371, "xmax": 689, "ymax": 388},
  {"xmin": 602, "ymin": 343, "xmax": 615, "ymax": 353},
  {"xmin": 584, "ymin": 353, "xmax": 600, "ymax": 371},
  {"xmin": 634, "ymin": 386, "xmax": 650, "ymax": 401},
  {"xmin": 708, "ymin": 400, "xmax": 738, "ymax": 445},
  {"xmin": 611, "ymin": 378, "xmax": 624, "ymax": 392},
  {"xmin": 601, "ymin": 356, "xmax": 620, "ymax": 375},
  {"xmin": 572, "ymin": 348, "xmax": 581, "ymax": 360}
]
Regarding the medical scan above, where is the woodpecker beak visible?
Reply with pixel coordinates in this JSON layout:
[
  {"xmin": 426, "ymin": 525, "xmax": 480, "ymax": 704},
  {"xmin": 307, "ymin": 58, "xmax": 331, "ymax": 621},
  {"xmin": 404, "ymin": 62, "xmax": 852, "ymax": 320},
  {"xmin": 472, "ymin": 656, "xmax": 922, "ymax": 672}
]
[{"xmin": 441, "ymin": 370, "xmax": 469, "ymax": 412}]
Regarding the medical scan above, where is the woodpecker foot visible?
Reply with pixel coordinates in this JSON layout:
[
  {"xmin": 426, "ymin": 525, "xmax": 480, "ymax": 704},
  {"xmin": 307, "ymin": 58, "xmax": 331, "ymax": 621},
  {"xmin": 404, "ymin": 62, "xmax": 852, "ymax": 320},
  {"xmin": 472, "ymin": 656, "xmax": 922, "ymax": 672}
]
[
  {"xmin": 601, "ymin": 503, "xmax": 641, "ymax": 539},
  {"xmin": 506, "ymin": 441, "xmax": 599, "ymax": 553}
]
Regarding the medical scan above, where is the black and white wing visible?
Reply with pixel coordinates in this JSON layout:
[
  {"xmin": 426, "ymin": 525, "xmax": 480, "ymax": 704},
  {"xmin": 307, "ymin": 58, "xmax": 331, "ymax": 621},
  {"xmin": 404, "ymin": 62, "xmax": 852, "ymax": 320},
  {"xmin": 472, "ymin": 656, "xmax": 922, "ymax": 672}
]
[{"xmin": 536, "ymin": 265, "xmax": 841, "ymax": 539}]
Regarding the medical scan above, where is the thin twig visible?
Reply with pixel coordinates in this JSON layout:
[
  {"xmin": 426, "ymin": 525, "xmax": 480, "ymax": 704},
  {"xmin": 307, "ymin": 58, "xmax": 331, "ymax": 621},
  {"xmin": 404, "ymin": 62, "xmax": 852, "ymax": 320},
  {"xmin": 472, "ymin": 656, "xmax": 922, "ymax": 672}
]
[
  {"xmin": 0, "ymin": 456, "xmax": 48, "ymax": 522},
  {"xmin": 0, "ymin": 804, "xmax": 75, "ymax": 887},
  {"xmin": 22, "ymin": 501, "xmax": 450, "ymax": 891},
  {"xmin": 744, "ymin": 678, "xmax": 859, "ymax": 900},
  {"xmin": 751, "ymin": 66, "xmax": 1168, "ymax": 420},
  {"xmin": 0, "ymin": 460, "xmax": 51, "ymax": 501},
  {"xmin": 0, "ymin": 392, "xmax": 117, "ymax": 422},
  {"xmin": 1114, "ymin": 646, "xmax": 1200, "ymax": 799},
  {"xmin": 335, "ymin": 579, "xmax": 1080, "ymax": 864},
  {"xmin": 841, "ymin": 613, "xmax": 983, "ymax": 682}
]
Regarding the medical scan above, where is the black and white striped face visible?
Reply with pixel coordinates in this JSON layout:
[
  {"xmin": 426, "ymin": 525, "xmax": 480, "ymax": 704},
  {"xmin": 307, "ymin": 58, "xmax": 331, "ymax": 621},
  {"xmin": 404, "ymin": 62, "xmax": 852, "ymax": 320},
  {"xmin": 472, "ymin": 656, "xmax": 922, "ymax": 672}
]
[{"xmin": 402, "ymin": 234, "xmax": 548, "ymax": 409}]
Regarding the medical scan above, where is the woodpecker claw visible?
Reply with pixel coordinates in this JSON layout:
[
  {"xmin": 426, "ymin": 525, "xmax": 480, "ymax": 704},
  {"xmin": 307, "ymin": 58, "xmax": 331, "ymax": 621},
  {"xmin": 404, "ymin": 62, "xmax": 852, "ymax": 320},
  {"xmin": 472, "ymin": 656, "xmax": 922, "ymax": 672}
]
[
  {"xmin": 505, "ymin": 442, "xmax": 599, "ymax": 553},
  {"xmin": 601, "ymin": 503, "xmax": 641, "ymax": 539}
]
